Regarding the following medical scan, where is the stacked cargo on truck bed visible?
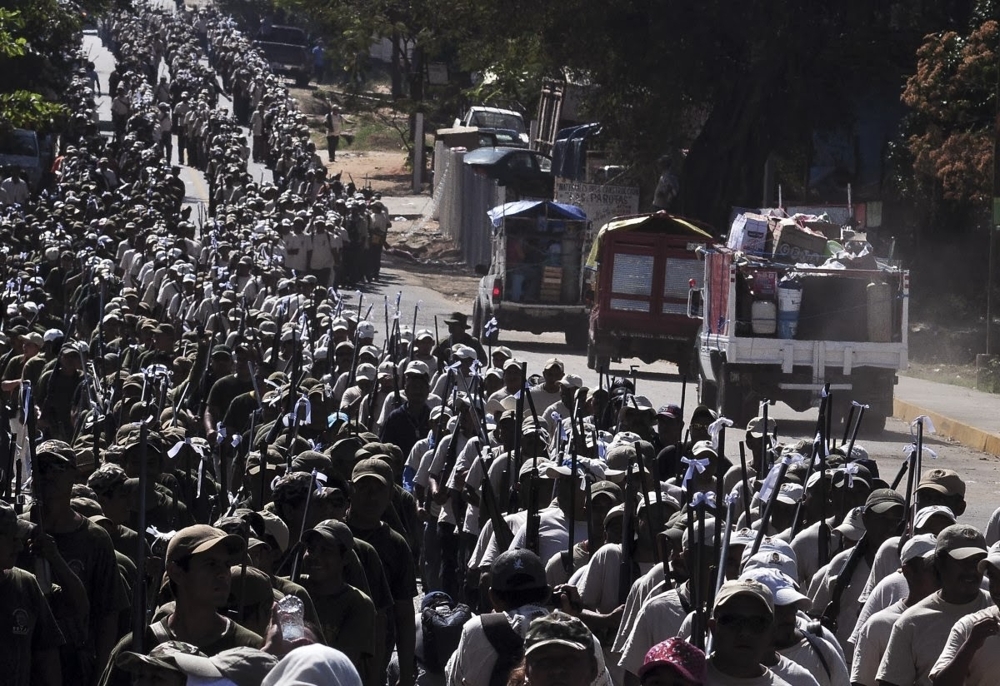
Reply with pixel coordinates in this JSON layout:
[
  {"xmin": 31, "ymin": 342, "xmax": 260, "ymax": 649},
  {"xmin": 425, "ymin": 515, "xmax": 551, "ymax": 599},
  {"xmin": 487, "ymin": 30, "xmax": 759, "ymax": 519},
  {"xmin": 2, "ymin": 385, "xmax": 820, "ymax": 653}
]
[{"xmin": 693, "ymin": 209, "xmax": 907, "ymax": 431}]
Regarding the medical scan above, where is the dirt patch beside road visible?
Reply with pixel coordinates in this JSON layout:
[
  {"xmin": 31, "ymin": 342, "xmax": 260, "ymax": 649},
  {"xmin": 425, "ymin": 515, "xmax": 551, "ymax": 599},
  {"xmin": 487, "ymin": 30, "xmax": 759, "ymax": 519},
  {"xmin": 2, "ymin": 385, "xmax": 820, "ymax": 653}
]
[{"xmin": 383, "ymin": 254, "xmax": 478, "ymax": 306}]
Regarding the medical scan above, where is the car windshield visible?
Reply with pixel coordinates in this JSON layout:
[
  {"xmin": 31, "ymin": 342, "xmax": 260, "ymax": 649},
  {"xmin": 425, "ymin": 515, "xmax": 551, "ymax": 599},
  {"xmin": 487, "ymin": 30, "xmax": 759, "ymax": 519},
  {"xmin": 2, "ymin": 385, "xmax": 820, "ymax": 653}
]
[{"xmin": 471, "ymin": 111, "xmax": 526, "ymax": 134}]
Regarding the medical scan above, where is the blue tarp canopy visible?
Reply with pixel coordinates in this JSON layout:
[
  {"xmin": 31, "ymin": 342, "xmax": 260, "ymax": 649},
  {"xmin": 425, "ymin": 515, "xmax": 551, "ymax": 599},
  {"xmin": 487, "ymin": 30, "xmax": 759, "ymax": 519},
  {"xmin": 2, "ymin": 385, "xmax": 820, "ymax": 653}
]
[{"xmin": 487, "ymin": 200, "xmax": 587, "ymax": 228}]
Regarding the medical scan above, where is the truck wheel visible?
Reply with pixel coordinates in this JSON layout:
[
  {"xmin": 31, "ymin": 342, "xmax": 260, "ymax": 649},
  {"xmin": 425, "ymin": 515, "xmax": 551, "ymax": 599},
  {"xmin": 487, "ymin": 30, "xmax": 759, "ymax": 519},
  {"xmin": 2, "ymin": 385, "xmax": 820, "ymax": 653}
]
[
  {"xmin": 564, "ymin": 319, "xmax": 588, "ymax": 350},
  {"xmin": 698, "ymin": 373, "xmax": 717, "ymax": 409},
  {"xmin": 859, "ymin": 411, "xmax": 888, "ymax": 436},
  {"xmin": 294, "ymin": 74, "xmax": 310, "ymax": 87},
  {"xmin": 471, "ymin": 302, "xmax": 483, "ymax": 340},
  {"xmin": 718, "ymin": 365, "xmax": 750, "ymax": 426}
]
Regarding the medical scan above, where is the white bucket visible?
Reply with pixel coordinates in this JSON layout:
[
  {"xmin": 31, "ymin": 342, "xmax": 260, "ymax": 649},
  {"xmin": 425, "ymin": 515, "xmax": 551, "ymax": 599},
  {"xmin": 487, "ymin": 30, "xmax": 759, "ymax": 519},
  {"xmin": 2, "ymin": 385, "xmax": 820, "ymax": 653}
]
[{"xmin": 777, "ymin": 283, "xmax": 803, "ymax": 339}]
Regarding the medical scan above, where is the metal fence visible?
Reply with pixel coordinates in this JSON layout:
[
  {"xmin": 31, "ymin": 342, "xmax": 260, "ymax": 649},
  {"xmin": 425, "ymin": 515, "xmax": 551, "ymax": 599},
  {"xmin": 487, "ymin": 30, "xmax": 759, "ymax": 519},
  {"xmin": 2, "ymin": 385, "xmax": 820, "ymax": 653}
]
[{"xmin": 433, "ymin": 143, "xmax": 502, "ymax": 268}]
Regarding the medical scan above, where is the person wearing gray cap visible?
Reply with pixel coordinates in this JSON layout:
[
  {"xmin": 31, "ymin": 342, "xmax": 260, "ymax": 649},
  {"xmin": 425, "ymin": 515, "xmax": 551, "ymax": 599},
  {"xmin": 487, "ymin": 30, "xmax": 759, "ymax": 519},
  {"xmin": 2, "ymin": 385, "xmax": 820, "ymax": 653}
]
[
  {"xmin": 808, "ymin": 488, "xmax": 906, "ymax": 661},
  {"xmin": 877, "ymin": 524, "xmax": 992, "ymax": 686},
  {"xmin": 930, "ymin": 547, "xmax": 1000, "ymax": 686},
  {"xmin": 851, "ymin": 535, "xmax": 939, "ymax": 686}
]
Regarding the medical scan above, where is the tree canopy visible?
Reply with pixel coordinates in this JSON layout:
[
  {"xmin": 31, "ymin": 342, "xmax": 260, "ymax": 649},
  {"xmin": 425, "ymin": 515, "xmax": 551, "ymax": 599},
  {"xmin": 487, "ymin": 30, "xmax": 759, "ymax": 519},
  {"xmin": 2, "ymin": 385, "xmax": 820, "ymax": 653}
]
[{"xmin": 0, "ymin": 0, "xmax": 117, "ymax": 130}]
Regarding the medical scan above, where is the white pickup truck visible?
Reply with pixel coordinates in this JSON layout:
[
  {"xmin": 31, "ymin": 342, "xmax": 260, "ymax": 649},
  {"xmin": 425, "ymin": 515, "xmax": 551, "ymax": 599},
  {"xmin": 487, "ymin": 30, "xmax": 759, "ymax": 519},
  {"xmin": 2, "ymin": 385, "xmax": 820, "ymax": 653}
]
[
  {"xmin": 689, "ymin": 246, "xmax": 909, "ymax": 432},
  {"xmin": 455, "ymin": 106, "xmax": 529, "ymax": 148}
]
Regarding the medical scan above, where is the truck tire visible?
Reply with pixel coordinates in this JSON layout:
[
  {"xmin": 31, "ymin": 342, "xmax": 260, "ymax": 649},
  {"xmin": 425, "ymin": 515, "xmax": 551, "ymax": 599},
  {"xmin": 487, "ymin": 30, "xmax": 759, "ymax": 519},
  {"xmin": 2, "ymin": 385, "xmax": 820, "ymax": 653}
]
[
  {"xmin": 859, "ymin": 411, "xmax": 888, "ymax": 436},
  {"xmin": 471, "ymin": 301, "xmax": 483, "ymax": 340},
  {"xmin": 294, "ymin": 73, "xmax": 310, "ymax": 87},
  {"xmin": 698, "ymin": 373, "xmax": 717, "ymax": 410},
  {"xmin": 717, "ymin": 364, "xmax": 750, "ymax": 426},
  {"xmin": 565, "ymin": 318, "xmax": 588, "ymax": 350}
]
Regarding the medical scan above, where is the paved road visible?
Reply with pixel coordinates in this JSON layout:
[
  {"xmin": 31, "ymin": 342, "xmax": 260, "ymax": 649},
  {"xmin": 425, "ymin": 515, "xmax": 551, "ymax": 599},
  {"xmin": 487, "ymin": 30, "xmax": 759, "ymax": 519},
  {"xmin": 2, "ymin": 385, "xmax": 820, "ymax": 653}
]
[{"xmin": 85, "ymin": 21, "xmax": 1000, "ymax": 530}]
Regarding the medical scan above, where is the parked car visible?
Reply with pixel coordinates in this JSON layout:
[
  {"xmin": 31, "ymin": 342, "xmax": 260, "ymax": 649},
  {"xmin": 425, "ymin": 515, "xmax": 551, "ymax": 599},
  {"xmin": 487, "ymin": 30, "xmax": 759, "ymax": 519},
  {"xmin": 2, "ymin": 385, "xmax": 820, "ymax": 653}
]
[
  {"xmin": 463, "ymin": 147, "xmax": 554, "ymax": 199},
  {"xmin": 457, "ymin": 106, "xmax": 529, "ymax": 147},
  {"xmin": 254, "ymin": 25, "xmax": 312, "ymax": 87}
]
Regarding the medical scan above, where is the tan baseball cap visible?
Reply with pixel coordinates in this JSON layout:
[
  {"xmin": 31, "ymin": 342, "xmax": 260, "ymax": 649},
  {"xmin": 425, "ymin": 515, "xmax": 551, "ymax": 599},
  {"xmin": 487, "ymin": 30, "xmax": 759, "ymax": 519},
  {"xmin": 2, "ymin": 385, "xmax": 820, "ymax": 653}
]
[
  {"xmin": 713, "ymin": 578, "xmax": 774, "ymax": 617},
  {"xmin": 165, "ymin": 525, "xmax": 245, "ymax": 564}
]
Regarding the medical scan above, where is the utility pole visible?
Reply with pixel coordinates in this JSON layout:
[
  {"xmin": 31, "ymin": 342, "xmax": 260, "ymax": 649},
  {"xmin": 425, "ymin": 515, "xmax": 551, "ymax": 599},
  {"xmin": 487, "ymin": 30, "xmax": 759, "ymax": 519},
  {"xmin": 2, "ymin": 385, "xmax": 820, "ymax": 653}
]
[{"xmin": 990, "ymin": 27, "xmax": 1000, "ymax": 355}]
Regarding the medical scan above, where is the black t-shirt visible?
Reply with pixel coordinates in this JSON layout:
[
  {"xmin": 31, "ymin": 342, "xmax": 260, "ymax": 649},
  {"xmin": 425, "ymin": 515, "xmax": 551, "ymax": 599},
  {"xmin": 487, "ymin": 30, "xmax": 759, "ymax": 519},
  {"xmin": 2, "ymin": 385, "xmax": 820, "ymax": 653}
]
[
  {"xmin": 0, "ymin": 568, "xmax": 66, "ymax": 686},
  {"xmin": 349, "ymin": 522, "xmax": 417, "ymax": 604},
  {"xmin": 206, "ymin": 374, "xmax": 254, "ymax": 424},
  {"xmin": 17, "ymin": 514, "xmax": 130, "ymax": 651},
  {"xmin": 380, "ymin": 403, "xmax": 430, "ymax": 461}
]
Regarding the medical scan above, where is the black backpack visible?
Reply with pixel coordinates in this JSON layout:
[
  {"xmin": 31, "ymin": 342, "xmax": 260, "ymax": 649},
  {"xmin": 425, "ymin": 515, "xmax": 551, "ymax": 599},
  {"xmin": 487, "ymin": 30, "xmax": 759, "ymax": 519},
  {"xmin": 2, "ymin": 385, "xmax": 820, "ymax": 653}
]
[{"xmin": 419, "ymin": 593, "xmax": 473, "ymax": 674}]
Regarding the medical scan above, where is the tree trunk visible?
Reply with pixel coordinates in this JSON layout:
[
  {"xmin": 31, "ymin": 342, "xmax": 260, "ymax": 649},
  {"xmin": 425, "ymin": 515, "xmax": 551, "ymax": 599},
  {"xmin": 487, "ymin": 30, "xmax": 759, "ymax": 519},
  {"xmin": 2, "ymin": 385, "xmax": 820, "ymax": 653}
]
[
  {"xmin": 390, "ymin": 33, "xmax": 403, "ymax": 99},
  {"xmin": 678, "ymin": 56, "xmax": 798, "ymax": 230}
]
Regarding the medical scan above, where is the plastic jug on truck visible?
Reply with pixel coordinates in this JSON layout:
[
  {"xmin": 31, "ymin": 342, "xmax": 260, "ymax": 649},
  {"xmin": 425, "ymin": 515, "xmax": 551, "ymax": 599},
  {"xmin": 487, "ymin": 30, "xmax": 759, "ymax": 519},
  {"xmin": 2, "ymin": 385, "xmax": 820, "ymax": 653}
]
[{"xmin": 777, "ymin": 277, "xmax": 802, "ymax": 339}]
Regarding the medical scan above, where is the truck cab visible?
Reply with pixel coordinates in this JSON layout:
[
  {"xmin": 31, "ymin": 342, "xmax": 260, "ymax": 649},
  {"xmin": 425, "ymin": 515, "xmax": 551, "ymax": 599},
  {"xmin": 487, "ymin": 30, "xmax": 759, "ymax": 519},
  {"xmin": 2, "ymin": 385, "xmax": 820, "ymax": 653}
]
[
  {"xmin": 472, "ymin": 200, "xmax": 590, "ymax": 346},
  {"xmin": 585, "ymin": 212, "xmax": 713, "ymax": 372}
]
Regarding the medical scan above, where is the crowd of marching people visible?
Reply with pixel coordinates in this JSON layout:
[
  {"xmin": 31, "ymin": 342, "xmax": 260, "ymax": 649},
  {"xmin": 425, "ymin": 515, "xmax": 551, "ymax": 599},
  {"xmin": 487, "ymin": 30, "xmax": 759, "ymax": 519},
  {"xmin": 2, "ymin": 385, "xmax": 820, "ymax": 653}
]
[{"xmin": 8, "ymin": 3, "xmax": 1000, "ymax": 686}]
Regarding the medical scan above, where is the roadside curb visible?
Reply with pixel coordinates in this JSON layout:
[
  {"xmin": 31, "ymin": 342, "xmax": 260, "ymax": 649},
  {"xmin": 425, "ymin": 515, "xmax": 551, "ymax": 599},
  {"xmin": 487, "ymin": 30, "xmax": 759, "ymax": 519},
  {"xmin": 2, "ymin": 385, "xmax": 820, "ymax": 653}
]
[{"xmin": 893, "ymin": 398, "xmax": 1000, "ymax": 455}]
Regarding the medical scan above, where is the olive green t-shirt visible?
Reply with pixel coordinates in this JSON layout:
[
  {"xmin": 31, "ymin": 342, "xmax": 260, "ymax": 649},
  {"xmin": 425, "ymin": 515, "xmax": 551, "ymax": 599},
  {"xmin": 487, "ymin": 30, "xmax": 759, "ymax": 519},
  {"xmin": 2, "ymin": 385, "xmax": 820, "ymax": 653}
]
[{"xmin": 0, "ymin": 568, "xmax": 66, "ymax": 686}]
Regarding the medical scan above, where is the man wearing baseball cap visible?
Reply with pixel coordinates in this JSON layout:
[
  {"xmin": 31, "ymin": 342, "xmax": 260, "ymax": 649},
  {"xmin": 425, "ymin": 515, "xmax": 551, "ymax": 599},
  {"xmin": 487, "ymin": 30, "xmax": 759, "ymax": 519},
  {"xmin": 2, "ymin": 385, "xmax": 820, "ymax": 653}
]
[
  {"xmin": 930, "ymin": 546, "xmax": 1000, "ymax": 686},
  {"xmin": 301, "ymin": 519, "xmax": 377, "ymax": 683},
  {"xmin": 878, "ymin": 524, "xmax": 991, "ymax": 686},
  {"xmin": 850, "ymin": 535, "xmax": 939, "ymax": 686},
  {"xmin": 528, "ymin": 358, "xmax": 564, "ymax": 414},
  {"xmin": 653, "ymin": 404, "xmax": 683, "ymax": 452},
  {"xmin": 19, "ymin": 439, "xmax": 128, "ymax": 686},
  {"xmin": 0, "ymin": 501, "xmax": 64, "ymax": 686},
  {"xmin": 707, "ymin": 579, "xmax": 789, "ymax": 683},
  {"xmin": 486, "ymin": 358, "xmax": 523, "ymax": 417},
  {"xmin": 448, "ymin": 549, "xmax": 553, "ymax": 686},
  {"xmin": 97, "ymin": 524, "xmax": 261, "ymax": 686},
  {"xmin": 860, "ymin": 468, "xmax": 969, "ymax": 611},
  {"xmin": 348, "ymin": 458, "xmax": 417, "ymax": 686},
  {"xmin": 523, "ymin": 610, "xmax": 600, "ymax": 686},
  {"xmin": 742, "ymin": 568, "xmax": 848, "ymax": 686},
  {"xmin": 849, "ymin": 506, "xmax": 957, "ymax": 641},
  {"xmin": 809, "ymin": 488, "xmax": 905, "ymax": 659},
  {"xmin": 380, "ymin": 359, "xmax": 433, "ymax": 460}
]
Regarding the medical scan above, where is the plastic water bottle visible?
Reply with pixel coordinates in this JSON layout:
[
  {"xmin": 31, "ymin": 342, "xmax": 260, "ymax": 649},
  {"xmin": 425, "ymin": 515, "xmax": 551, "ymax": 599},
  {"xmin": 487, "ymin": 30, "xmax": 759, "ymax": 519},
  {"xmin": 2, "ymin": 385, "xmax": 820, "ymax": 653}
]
[{"xmin": 276, "ymin": 594, "xmax": 305, "ymax": 641}]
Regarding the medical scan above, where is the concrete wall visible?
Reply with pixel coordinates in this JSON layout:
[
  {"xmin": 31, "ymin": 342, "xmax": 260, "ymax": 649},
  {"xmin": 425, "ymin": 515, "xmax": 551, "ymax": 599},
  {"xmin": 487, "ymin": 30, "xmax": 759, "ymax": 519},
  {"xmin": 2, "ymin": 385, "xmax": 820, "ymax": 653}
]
[{"xmin": 433, "ymin": 143, "xmax": 501, "ymax": 268}]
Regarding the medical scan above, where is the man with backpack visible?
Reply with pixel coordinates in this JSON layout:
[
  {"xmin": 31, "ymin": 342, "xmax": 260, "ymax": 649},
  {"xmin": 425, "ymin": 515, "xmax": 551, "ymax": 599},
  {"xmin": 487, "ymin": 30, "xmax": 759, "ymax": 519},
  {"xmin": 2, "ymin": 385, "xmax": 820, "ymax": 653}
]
[{"xmin": 445, "ymin": 549, "xmax": 553, "ymax": 686}]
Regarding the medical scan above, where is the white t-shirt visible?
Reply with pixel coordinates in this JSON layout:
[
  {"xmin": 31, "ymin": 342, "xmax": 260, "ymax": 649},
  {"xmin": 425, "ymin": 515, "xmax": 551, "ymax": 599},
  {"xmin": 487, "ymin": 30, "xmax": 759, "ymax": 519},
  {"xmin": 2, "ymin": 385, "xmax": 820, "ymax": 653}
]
[
  {"xmin": 985, "ymin": 507, "xmax": 1000, "ymax": 547},
  {"xmin": 808, "ymin": 548, "xmax": 869, "ymax": 665},
  {"xmin": 876, "ymin": 590, "xmax": 992, "ymax": 686},
  {"xmin": 859, "ymin": 535, "xmax": 900, "ymax": 602},
  {"xmin": 619, "ymin": 586, "xmax": 690, "ymax": 675},
  {"xmin": 508, "ymin": 506, "xmax": 587, "ymax": 567},
  {"xmin": 849, "ymin": 571, "xmax": 908, "ymax": 645},
  {"xmin": 705, "ymin": 660, "xmax": 794, "ymax": 686},
  {"xmin": 779, "ymin": 629, "xmax": 849, "ymax": 686},
  {"xmin": 612, "ymin": 566, "xmax": 667, "ymax": 653},
  {"xmin": 579, "ymin": 543, "xmax": 628, "ymax": 614},
  {"xmin": 930, "ymin": 605, "xmax": 1000, "ymax": 686},
  {"xmin": 444, "ymin": 606, "xmax": 612, "ymax": 686},
  {"xmin": 769, "ymin": 654, "xmax": 821, "ymax": 686},
  {"xmin": 790, "ymin": 517, "xmax": 839, "ymax": 589},
  {"xmin": 850, "ymin": 599, "xmax": 907, "ymax": 686}
]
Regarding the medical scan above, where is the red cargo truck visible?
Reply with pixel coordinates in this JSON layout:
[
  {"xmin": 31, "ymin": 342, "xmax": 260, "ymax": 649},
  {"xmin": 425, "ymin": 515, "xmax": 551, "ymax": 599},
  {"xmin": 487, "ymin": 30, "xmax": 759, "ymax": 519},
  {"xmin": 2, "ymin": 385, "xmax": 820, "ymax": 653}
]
[{"xmin": 584, "ymin": 212, "xmax": 715, "ymax": 373}]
